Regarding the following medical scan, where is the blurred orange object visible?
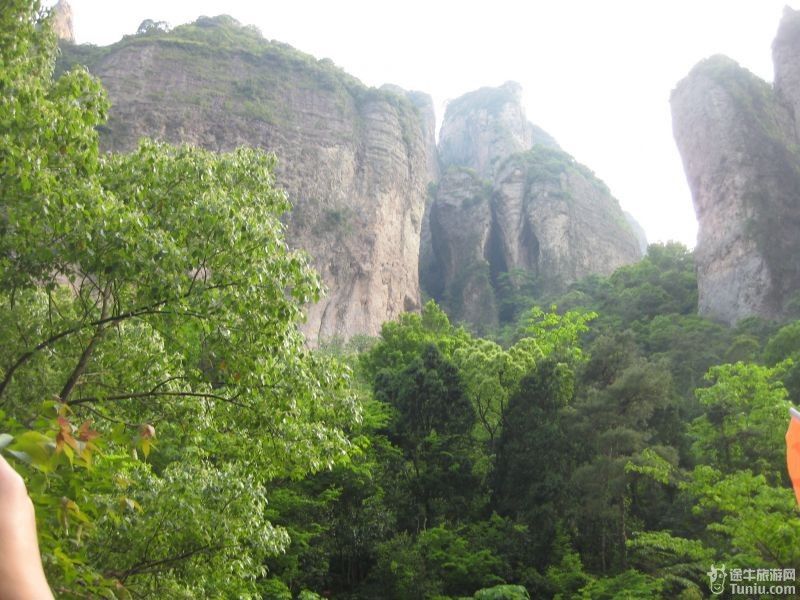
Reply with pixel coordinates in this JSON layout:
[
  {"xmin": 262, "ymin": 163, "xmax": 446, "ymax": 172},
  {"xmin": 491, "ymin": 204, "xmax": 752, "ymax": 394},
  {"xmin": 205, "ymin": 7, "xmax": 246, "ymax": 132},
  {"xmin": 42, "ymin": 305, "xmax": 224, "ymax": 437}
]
[{"xmin": 787, "ymin": 407, "xmax": 800, "ymax": 505}]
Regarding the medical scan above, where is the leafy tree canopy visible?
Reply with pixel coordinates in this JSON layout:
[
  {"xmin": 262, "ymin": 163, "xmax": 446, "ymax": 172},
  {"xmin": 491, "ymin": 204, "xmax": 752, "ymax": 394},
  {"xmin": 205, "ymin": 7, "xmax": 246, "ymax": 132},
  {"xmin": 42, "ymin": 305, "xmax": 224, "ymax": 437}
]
[{"xmin": 0, "ymin": 2, "xmax": 359, "ymax": 596}]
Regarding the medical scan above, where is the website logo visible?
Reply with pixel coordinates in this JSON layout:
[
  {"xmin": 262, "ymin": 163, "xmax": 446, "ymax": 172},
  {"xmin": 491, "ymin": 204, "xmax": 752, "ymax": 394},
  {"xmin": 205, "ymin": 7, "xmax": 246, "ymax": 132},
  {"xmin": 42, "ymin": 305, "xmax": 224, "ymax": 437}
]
[{"xmin": 707, "ymin": 563, "xmax": 727, "ymax": 595}]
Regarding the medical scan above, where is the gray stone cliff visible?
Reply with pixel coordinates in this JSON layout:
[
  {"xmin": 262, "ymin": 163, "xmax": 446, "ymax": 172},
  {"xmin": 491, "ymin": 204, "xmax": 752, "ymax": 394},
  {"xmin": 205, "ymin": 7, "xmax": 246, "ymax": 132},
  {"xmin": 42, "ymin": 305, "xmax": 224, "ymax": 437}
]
[
  {"xmin": 672, "ymin": 10, "xmax": 800, "ymax": 324},
  {"xmin": 438, "ymin": 81, "xmax": 559, "ymax": 179},
  {"xmin": 624, "ymin": 212, "xmax": 648, "ymax": 255},
  {"xmin": 423, "ymin": 84, "xmax": 642, "ymax": 328},
  {"xmin": 427, "ymin": 168, "xmax": 497, "ymax": 330},
  {"xmin": 59, "ymin": 16, "xmax": 436, "ymax": 343},
  {"xmin": 774, "ymin": 7, "xmax": 800, "ymax": 137},
  {"xmin": 492, "ymin": 149, "xmax": 642, "ymax": 295}
]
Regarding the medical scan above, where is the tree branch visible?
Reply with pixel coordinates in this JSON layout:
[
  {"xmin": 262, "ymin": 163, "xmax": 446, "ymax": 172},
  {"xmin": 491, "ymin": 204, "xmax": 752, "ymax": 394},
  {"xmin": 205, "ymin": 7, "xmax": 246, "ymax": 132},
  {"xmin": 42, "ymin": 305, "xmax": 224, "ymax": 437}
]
[
  {"xmin": 0, "ymin": 280, "xmax": 240, "ymax": 402},
  {"xmin": 59, "ymin": 284, "xmax": 111, "ymax": 403},
  {"xmin": 116, "ymin": 544, "xmax": 223, "ymax": 582},
  {"xmin": 67, "ymin": 390, "xmax": 248, "ymax": 409}
]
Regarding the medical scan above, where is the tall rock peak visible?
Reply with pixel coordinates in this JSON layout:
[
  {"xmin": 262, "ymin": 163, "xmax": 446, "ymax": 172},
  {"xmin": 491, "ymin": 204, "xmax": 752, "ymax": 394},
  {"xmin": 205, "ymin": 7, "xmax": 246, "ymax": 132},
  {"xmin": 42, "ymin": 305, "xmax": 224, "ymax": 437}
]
[
  {"xmin": 423, "ymin": 83, "xmax": 642, "ymax": 330},
  {"xmin": 773, "ymin": 6, "xmax": 800, "ymax": 135},
  {"xmin": 672, "ymin": 11, "xmax": 800, "ymax": 324},
  {"xmin": 52, "ymin": 0, "xmax": 75, "ymax": 43},
  {"xmin": 438, "ymin": 81, "xmax": 559, "ymax": 179}
]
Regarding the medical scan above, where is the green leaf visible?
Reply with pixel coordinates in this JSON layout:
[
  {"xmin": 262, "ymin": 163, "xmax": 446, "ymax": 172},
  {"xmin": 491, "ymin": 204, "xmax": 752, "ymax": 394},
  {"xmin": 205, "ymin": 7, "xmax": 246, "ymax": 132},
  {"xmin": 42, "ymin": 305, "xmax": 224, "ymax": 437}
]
[{"xmin": 9, "ymin": 430, "xmax": 52, "ymax": 467}]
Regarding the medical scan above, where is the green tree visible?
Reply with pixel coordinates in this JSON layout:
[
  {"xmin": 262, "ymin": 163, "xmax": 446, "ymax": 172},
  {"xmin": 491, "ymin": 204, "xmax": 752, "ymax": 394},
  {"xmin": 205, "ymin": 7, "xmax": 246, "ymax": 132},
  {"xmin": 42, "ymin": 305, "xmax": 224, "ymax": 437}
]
[
  {"xmin": 453, "ymin": 306, "xmax": 593, "ymax": 458},
  {"xmin": 764, "ymin": 320, "xmax": 800, "ymax": 402},
  {"xmin": 569, "ymin": 333, "xmax": 678, "ymax": 574},
  {"xmin": 491, "ymin": 360, "xmax": 576, "ymax": 570},
  {"xmin": 684, "ymin": 467, "xmax": 800, "ymax": 570},
  {"xmin": 605, "ymin": 242, "xmax": 697, "ymax": 323},
  {"xmin": 360, "ymin": 300, "xmax": 470, "ymax": 379},
  {"xmin": 627, "ymin": 360, "xmax": 800, "ymax": 596},
  {"xmin": 577, "ymin": 569, "xmax": 663, "ymax": 599},
  {"xmin": 375, "ymin": 345, "xmax": 482, "ymax": 530},
  {"xmin": 370, "ymin": 520, "xmax": 531, "ymax": 599},
  {"xmin": 626, "ymin": 531, "xmax": 713, "ymax": 598},
  {"xmin": 0, "ymin": 3, "xmax": 359, "ymax": 596},
  {"xmin": 264, "ymin": 398, "xmax": 403, "ymax": 596},
  {"xmin": 639, "ymin": 314, "xmax": 733, "ymax": 403},
  {"xmin": 690, "ymin": 362, "xmax": 790, "ymax": 479}
]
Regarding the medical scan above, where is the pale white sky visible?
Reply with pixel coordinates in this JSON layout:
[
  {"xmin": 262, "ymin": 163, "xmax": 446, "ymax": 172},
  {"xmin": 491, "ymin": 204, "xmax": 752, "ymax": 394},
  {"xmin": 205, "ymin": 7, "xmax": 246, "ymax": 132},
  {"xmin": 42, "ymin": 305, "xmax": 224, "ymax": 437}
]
[{"xmin": 52, "ymin": 0, "xmax": 800, "ymax": 247}]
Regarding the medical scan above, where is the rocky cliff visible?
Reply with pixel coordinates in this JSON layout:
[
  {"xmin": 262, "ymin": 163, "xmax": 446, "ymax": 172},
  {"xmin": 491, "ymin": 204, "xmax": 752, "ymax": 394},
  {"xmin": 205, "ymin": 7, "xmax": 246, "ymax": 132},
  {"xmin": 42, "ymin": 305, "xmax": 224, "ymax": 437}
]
[
  {"xmin": 672, "ymin": 8, "xmax": 800, "ymax": 324},
  {"xmin": 51, "ymin": 0, "xmax": 74, "ymax": 43},
  {"xmin": 60, "ymin": 18, "xmax": 648, "ymax": 338},
  {"xmin": 59, "ymin": 16, "xmax": 436, "ymax": 343},
  {"xmin": 427, "ymin": 168, "xmax": 497, "ymax": 330},
  {"xmin": 624, "ymin": 212, "xmax": 649, "ymax": 255},
  {"xmin": 438, "ymin": 81, "xmax": 559, "ymax": 179},
  {"xmin": 423, "ymin": 84, "xmax": 642, "ymax": 328}
]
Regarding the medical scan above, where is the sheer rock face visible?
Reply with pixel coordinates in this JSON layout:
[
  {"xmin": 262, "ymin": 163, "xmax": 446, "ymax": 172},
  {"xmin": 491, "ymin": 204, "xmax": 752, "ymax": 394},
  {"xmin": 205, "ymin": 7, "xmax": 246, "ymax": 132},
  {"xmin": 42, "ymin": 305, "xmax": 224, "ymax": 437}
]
[
  {"xmin": 492, "ymin": 152, "xmax": 642, "ymax": 291},
  {"xmin": 624, "ymin": 212, "xmax": 649, "ymax": 255},
  {"xmin": 774, "ymin": 7, "xmax": 800, "ymax": 136},
  {"xmin": 427, "ymin": 169, "xmax": 497, "ymax": 330},
  {"xmin": 397, "ymin": 87, "xmax": 441, "ymax": 302},
  {"xmin": 423, "ymin": 84, "xmax": 642, "ymax": 328},
  {"xmin": 672, "ymin": 12, "xmax": 800, "ymax": 324},
  {"xmin": 59, "ymin": 17, "xmax": 436, "ymax": 343},
  {"xmin": 52, "ymin": 0, "xmax": 75, "ymax": 43}
]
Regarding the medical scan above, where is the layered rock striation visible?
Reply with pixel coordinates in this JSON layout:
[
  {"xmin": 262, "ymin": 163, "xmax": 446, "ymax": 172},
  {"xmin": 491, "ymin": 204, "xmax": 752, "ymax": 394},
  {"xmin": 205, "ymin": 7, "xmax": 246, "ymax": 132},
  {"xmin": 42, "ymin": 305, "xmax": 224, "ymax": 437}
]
[
  {"xmin": 59, "ymin": 16, "xmax": 436, "ymax": 342},
  {"xmin": 672, "ymin": 7, "xmax": 800, "ymax": 324}
]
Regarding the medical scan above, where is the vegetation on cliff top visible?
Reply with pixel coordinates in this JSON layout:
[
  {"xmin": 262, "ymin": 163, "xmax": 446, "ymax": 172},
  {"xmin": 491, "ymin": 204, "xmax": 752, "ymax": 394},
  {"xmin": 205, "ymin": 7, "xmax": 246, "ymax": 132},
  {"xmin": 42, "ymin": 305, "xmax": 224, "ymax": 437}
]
[
  {"xmin": 57, "ymin": 14, "xmax": 420, "ymax": 125},
  {"xmin": 58, "ymin": 15, "xmax": 361, "ymax": 91},
  {"xmin": 498, "ymin": 145, "xmax": 610, "ymax": 193}
]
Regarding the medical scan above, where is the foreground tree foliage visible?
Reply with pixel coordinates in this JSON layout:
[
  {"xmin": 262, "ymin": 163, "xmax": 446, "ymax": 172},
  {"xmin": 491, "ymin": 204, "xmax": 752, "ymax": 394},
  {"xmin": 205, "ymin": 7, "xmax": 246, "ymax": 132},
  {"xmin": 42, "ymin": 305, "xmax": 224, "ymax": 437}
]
[{"xmin": 1, "ymin": 3, "xmax": 358, "ymax": 597}]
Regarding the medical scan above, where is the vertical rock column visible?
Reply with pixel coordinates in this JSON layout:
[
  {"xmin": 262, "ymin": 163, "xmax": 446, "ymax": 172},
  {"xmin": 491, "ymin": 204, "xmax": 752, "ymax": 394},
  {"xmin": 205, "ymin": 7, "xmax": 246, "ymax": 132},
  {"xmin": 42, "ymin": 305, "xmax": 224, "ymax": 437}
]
[{"xmin": 671, "ymin": 54, "xmax": 800, "ymax": 323}]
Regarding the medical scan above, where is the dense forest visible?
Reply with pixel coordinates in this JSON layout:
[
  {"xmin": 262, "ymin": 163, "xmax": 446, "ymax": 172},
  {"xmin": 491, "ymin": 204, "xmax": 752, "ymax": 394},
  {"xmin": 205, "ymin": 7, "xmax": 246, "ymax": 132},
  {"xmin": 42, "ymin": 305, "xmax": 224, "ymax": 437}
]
[{"xmin": 3, "ymin": 3, "xmax": 800, "ymax": 598}]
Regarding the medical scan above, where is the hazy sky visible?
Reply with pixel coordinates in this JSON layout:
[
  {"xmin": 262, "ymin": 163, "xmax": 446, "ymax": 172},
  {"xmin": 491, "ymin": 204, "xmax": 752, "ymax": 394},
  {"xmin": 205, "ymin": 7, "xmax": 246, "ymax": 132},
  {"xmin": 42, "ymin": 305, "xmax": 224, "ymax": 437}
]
[{"xmin": 52, "ymin": 0, "xmax": 800, "ymax": 247}]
